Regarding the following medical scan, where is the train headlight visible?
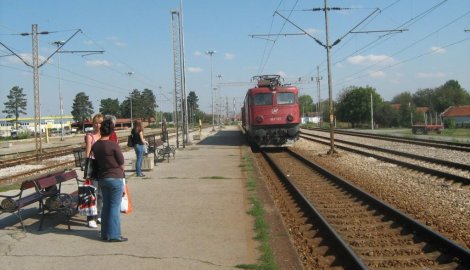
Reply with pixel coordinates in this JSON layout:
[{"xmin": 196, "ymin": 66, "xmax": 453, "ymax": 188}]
[
  {"xmin": 256, "ymin": 116, "xmax": 264, "ymax": 123},
  {"xmin": 286, "ymin": 114, "xmax": 294, "ymax": 122}
]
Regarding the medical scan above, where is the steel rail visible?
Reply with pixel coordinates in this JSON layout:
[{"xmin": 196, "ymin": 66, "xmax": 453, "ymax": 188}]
[
  {"xmin": 301, "ymin": 135, "xmax": 470, "ymax": 186},
  {"xmin": 308, "ymin": 128, "xmax": 470, "ymax": 151},
  {"xmin": 300, "ymin": 133, "xmax": 470, "ymax": 171},
  {"xmin": 261, "ymin": 150, "xmax": 368, "ymax": 269},
  {"xmin": 285, "ymin": 148, "xmax": 470, "ymax": 264}
]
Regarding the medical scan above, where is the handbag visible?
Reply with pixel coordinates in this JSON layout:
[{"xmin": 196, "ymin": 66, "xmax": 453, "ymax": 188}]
[
  {"xmin": 120, "ymin": 179, "xmax": 133, "ymax": 214},
  {"xmin": 84, "ymin": 157, "xmax": 98, "ymax": 179},
  {"xmin": 127, "ymin": 135, "xmax": 134, "ymax": 147},
  {"xmin": 78, "ymin": 179, "xmax": 98, "ymax": 216}
]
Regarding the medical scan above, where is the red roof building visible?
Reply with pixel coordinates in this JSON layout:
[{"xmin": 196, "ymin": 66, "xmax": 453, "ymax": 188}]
[{"xmin": 440, "ymin": 105, "xmax": 470, "ymax": 126}]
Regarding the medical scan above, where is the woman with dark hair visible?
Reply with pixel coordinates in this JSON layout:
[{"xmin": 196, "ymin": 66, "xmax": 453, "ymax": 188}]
[
  {"xmin": 131, "ymin": 119, "xmax": 147, "ymax": 177},
  {"xmin": 92, "ymin": 119, "xmax": 127, "ymax": 242}
]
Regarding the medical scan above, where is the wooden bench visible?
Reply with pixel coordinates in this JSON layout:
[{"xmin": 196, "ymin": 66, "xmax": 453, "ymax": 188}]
[
  {"xmin": 44, "ymin": 170, "xmax": 81, "ymax": 230},
  {"xmin": 0, "ymin": 170, "xmax": 80, "ymax": 231}
]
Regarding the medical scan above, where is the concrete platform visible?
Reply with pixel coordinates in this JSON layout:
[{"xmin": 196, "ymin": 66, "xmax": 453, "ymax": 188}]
[{"xmin": 0, "ymin": 126, "xmax": 259, "ymax": 269}]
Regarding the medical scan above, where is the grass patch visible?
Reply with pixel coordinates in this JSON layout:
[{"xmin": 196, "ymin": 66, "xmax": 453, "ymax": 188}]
[
  {"xmin": 200, "ymin": 176, "xmax": 229, "ymax": 179},
  {"xmin": 236, "ymin": 149, "xmax": 277, "ymax": 270},
  {"xmin": 0, "ymin": 183, "xmax": 20, "ymax": 193}
]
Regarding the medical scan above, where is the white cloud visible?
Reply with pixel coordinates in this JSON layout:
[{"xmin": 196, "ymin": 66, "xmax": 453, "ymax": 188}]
[
  {"xmin": 188, "ymin": 67, "xmax": 203, "ymax": 73},
  {"xmin": 306, "ymin": 28, "xmax": 320, "ymax": 35},
  {"xmin": 430, "ymin": 46, "xmax": 446, "ymax": 54},
  {"xmin": 224, "ymin": 53, "xmax": 235, "ymax": 60},
  {"xmin": 194, "ymin": 51, "xmax": 202, "ymax": 56},
  {"xmin": 347, "ymin": 54, "xmax": 395, "ymax": 66},
  {"xmin": 368, "ymin": 70, "xmax": 385, "ymax": 78},
  {"xmin": 6, "ymin": 53, "xmax": 47, "ymax": 65},
  {"xmin": 106, "ymin": 36, "xmax": 127, "ymax": 47},
  {"xmin": 86, "ymin": 60, "xmax": 111, "ymax": 67},
  {"xmin": 416, "ymin": 72, "xmax": 446, "ymax": 78},
  {"xmin": 114, "ymin": 41, "xmax": 127, "ymax": 47}
]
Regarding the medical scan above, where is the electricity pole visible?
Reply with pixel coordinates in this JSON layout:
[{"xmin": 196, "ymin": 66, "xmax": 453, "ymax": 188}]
[
  {"xmin": 0, "ymin": 25, "xmax": 82, "ymax": 160},
  {"xmin": 315, "ymin": 66, "xmax": 322, "ymax": 127},
  {"xmin": 323, "ymin": 0, "xmax": 337, "ymax": 154},
  {"xmin": 52, "ymin": 42, "xmax": 103, "ymax": 141},
  {"xmin": 206, "ymin": 50, "xmax": 216, "ymax": 131},
  {"xmin": 264, "ymin": 2, "xmax": 403, "ymax": 155}
]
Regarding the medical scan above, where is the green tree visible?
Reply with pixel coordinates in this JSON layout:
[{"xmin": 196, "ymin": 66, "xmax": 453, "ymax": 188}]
[
  {"xmin": 71, "ymin": 92, "xmax": 94, "ymax": 131},
  {"xmin": 298, "ymin": 95, "xmax": 314, "ymax": 116},
  {"xmin": 100, "ymin": 98, "xmax": 121, "ymax": 117},
  {"xmin": 412, "ymin": 88, "xmax": 434, "ymax": 108},
  {"xmin": 375, "ymin": 102, "xmax": 399, "ymax": 128},
  {"xmin": 392, "ymin": 92, "xmax": 414, "ymax": 127},
  {"xmin": 120, "ymin": 89, "xmax": 138, "ymax": 119},
  {"xmin": 140, "ymin": 88, "xmax": 157, "ymax": 119},
  {"xmin": 335, "ymin": 86, "xmax": 382, "ymax": 128},
  {"xmin": 2, "ymin": 86, "xmax": 27, "ymax": 130},
  {"xmin": 187, "ymin": 91, "xmax": 200, "ymax": 126},
  {"xmin": 433, "ymin": 80, "xmax": 470, "ymax": 112},
  {"xmin": 411, "ymin": 80, "xmax": 470, "ymax": 114}
]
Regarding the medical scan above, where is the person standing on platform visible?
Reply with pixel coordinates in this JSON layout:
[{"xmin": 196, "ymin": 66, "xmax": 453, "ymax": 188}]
[
  {"xmin": 84, "ymin": 113, "xmax": 103, "ymax": 228},
  {"xmin": 131, "ymin": 119, "xmax": 147, "ymax": 177},
  {"xmin": 92, "ymin": 119, "xmax": 127, "ymax": 242}
]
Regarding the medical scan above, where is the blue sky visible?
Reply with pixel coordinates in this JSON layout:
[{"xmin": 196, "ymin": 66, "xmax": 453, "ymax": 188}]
[{"xmin": 1, "ymin": 0, "xmax": 469, "ymax": 117}]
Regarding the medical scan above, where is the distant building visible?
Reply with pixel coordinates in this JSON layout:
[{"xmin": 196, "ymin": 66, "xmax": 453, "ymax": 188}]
[
  {"xmin": 0, "ymin": 115, "xmax": 74, "ymax": 137},
  {"xmin": 440, "ymin": 105, "xmax": 470, "ymax": 127}
]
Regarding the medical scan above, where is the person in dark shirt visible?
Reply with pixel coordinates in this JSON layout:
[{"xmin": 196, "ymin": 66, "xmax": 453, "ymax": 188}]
[
  {"xmin": 131, "ymin": 119, "xmax": 147, "ymax": 177},
  {"xmin": 92, "ymin": 119, "xmax": 127, "ymax": 242}
]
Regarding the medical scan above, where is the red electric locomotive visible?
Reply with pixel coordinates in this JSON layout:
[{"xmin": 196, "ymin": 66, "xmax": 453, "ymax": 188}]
[{"xmin": 241, "ymin": 75, "xmax": 300, "ymax": 147}]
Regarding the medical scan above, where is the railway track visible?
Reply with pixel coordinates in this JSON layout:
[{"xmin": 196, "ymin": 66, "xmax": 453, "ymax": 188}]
[
  {"xmin": 0, "ymin": 131, "xmax": 170, "ymax": 186},
  {"xmin": 300, "ymin": 131, "xmax": 470, "ymax": 185},
  {"xmin": 307, "ymin": 128, "xmax": 470, "ymax": 152},
  {"xmin": 258, "ymin": 148, "xmax": 469, "ymax": 269},
  {"xmin": 0, "ymin": 145, "xmax": 80, "ymax": 169}
]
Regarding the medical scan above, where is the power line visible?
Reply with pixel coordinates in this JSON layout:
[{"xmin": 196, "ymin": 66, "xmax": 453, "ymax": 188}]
[{"xmin": 334, "ymin": 8, "xmax": 470, "ymax": 88}]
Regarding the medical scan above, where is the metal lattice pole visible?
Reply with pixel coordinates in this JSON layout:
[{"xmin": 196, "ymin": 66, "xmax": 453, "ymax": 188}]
[
  {"xmin": 171, "ymin": 9, "xmax": 187, "ymax": 148},
  {"xmin": 32, "ymin": 24, "xmax": 42, "ymax": 159}
]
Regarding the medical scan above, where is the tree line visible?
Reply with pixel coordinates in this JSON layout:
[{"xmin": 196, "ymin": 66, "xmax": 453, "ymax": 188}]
[
  {"xmin": 2, "ymin": 86, "xmax": 204, "ymax": 131},
  {"xmin": 298, "ymin": 79, "xmax": 469, "ymax": 128},
  {"xmin": 3, "ymin": 79, "xmax": 469, "ymax": 130}
]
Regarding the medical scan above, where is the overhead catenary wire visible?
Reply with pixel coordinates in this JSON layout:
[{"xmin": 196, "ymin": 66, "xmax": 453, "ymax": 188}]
[
  {"xmin": 313, "ymin": 0, "xmax": 451, "ymax": 80},
  {"xmin": 334, "ymin": 8, "xmax": 470, "ymax": 89},
  {"xmin": 257, "ymin": 0, "xmax": 300, "ymax": 75}
]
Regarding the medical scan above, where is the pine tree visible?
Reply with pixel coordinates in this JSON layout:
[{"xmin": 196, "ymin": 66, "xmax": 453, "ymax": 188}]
[
  {"xmin": 71, "ymin": 92, "xmax": 94, "ymax": 131},
  {"xmin": 2, "ymin": 86, "xmax": 27, "ymax": 130}
]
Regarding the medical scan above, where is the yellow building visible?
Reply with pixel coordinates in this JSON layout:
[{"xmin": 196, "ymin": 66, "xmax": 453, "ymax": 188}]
[{"xmin": 0, "ymin": 115, "xmax": 74, "ymax": 137}]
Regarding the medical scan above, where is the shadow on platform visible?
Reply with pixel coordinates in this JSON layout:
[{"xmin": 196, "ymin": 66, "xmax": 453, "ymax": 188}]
[{"xmin": 197, "ymin": 130, "xmax": 248, "ymax": 146}]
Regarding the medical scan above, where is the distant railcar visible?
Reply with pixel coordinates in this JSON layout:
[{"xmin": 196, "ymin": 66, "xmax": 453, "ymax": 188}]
[{"xmin": 241, "ymin": 75, "xmax": 300, "ymax": 147}]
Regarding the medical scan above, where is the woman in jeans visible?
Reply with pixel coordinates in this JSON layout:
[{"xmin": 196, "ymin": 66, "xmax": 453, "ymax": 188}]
[
  {"xmin": 92, "ymin": 119, "xmax": 127, "ymax": 242},
  {"xmin": 131, "ymin": 119, "xmax": 147, "ymax": 177}
]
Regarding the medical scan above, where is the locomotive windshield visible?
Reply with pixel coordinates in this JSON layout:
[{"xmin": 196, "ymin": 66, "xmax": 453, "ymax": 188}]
[
  {"xmin": 254, "ymin": 93, "xmax": 273, "ymax": 105},
  {"xmin": 277, "ymin": 92, "xmax": 295, "ymax": 105}
]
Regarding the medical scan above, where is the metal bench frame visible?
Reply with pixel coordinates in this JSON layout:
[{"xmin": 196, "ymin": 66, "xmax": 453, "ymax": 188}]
[
  {"xmin": 0, "ymin": 170, "xmax": 80, "ymax": 231},
  {"xmin": 145, "ymin": 135, "xmax": 176, "ymax": 164}
]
